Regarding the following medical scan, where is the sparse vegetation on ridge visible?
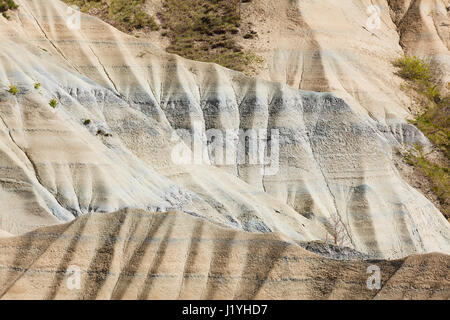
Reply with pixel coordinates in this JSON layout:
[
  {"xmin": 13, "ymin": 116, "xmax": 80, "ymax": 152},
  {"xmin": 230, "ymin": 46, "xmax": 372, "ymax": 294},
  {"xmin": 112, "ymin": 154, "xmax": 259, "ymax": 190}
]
[
  {"xmin": 159, "ymin": 0, "xmax": 262, "ymax": 73},
  {"xmin": 0, "ymin": 0, "xmax": 18, "ymax": 13},
  {"xmin": 393, "ymin": 56, "xmax": 432, "ymax": 82},
  {"xmin": 96, "ymin": 128, "xmax": 112, "ymax": 137},
  {"xmin": 49, "ymin": 99, "xmax": 59, "ymax": 108},
  {"xmin": 62, "ymin": 0, "xmax": 159, "ymax": 32},
  {"xmin": 404, "ymin": 146, "xmax": 449, "ymax": 220},
  {"xmin": 0, "ymin": 0, "xmax": 17, "ymax": 20},
  {"xmin": 394, "ymin": 56, "xmax": 450, "ymax": 219}
]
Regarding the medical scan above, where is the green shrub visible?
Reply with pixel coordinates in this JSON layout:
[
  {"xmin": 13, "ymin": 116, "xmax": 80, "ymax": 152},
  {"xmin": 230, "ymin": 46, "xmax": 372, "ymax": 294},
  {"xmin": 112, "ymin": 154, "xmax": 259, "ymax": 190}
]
[
  {"xmin": 0, "ymin": 0, "xmax": 18, "ymax": 13},
  {"xmin": 393, "ymin": 56, "xmax": 431, "ymax": 81},
  {"xmin": 411, "ymin": 97, "xmax": 450, "ymax": 159},
  {"xmin": 49, "ymin": 99, "xmax": 59, "ymax": 108},
  {"xmin": 96, "ymin": 129, "xmax": 112, "ymax": 137},
  {"xmin": 422, "ymin": 84, "xmax": 441, "ymax": 101},
  {"xmin": 395, "ymin": 56, "xmax": 450, "ymax": 220},
  {"xmin": 34, "ymin": 83, "xmax": 41, "ymax": 89},
  {"xmin": 62, "ymin": 0, "xmax": 158, "ymax": 32},
  {"xmin": 62, "ymin": 0, "xmax": 262, "ymax": 73},
  {"xmin": 8, "ymin": 85, "xmax": 18, "ymax": 95},
  {"xmin": 83, "ymin": 119, "xmax": 91, "ymax": 125}
]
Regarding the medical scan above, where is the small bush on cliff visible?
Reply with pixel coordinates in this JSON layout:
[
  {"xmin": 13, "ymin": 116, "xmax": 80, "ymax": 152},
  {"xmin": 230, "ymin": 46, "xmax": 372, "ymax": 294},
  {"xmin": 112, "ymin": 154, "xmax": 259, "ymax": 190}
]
[
  {"xmin": 404, "ymin": 147, "xmax": 449, "ymax": 219},
  {"xmin": 0, "ymin": 0, "xmax": 18, "ymax": 13},
  {"xmin": 8, "ymin": 85, "xmax": 18, "ymax": 95},
  {"xmin": 49, "ymin": 99, "xmax": 59, "ymax": 108},
  {"xmin": 62, "ymin": 0, "xmax": 158, "ymax": 32}
]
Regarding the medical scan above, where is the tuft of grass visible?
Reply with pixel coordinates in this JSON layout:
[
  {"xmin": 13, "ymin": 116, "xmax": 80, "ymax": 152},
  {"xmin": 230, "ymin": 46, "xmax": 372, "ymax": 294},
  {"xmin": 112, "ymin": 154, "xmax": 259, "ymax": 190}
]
[
  {"xmin": 96, "ymin": 129, "xmax": 112, "ymax": 137},
  {"xmin": 0, "ymin": 0, "xmax": 18, "ymax": 13},
  {"xmin": 49, "ymin": 99, "xmax": 59, "ymax": 108},
  {"xmin": 83, "ymin": 119, "xmax": 91, "ymax": 125},
  {"xmin": 394, "ymin": 56, "xmax": 450, "ymax": 219},
  {"xmin": 62, "ymin": 0, "xmax": 159, "ymax": 32},
  {"xmin": 394, "ymin": 56, "xmax": 449, "ymax": 157},
  {"xmin": 159, "ymin": 0, "xmax": 262, "ymax": 73},
  {"xmin": 34, "ymin": 83, "xmax": 41, "ymax": 89},
  {"xmin": 61, "ymin": 0, "xmax": 262, "ymax": 73},
  {"xmin": 8, "ymin": 85, "xmax": 18, "ymax": 95}
]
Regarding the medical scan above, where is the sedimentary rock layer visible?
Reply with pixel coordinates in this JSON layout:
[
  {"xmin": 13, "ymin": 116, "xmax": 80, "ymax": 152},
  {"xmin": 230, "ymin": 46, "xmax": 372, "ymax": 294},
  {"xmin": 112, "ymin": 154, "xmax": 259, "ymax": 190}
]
[
  {"xmin": 0, "ymin": 209, "xmax": 448, "ymax": 300},
  {"xmin": 0, "ymin": 0, "xmax": 448, "ymax": 260}
]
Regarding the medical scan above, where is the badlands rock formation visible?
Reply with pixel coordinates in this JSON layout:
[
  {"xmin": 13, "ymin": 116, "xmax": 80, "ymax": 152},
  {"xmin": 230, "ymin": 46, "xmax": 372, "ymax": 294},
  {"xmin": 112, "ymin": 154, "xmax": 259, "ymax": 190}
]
[
  {"xmin": 242, "ymin": 0, "xmax": 450, "ymax": 115},
  {"xmin": 0, "ymin": 209, "xmax": 448, "ymax": 299},
  {"xmin": 0, "ymin": 0, "xmax": 448, "ymax": 299}
]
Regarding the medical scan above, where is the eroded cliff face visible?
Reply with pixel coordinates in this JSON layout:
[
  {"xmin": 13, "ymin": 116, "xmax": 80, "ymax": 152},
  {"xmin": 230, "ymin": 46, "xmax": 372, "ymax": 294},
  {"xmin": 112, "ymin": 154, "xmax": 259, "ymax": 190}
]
[
  {"xmin": 0, "ymin": 0, "xmax": 448, "ymax": 263},
  {"xmin": 388, "ymin": 0, "xmax": 450, "ymax": 89},
  {"xmin": 240, "ymin": 0, "xmax": 450, "ymax": 115}
]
